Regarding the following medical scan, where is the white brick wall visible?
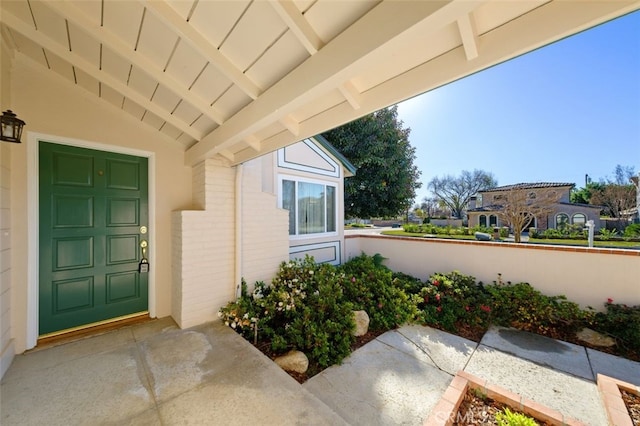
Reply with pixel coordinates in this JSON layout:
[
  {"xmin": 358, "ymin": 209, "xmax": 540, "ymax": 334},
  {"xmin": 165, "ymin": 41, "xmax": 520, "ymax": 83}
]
[
  {"xmin": 240, "ymin": 158, "xmax": 289, "ymax": 289},
  {"xmin": 172, "ymin": 156, "xmax": 289, "ymax": 329}
]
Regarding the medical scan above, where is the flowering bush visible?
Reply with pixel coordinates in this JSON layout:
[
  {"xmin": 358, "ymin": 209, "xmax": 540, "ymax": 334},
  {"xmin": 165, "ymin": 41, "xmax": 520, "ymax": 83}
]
[
  {"xmin": 219, "ymin": 257, "xmax": 355, "ymax": 371},
  {"xmin": 417, "ymin": 271, "xmax": 492, "ymax": 332},
  {"xmin": 589, "ymin": 301, "xmax": 640, "ymax": 355},
  {"xmin": 218, "ymin": 279, "xmax": 262, "ymax": 340},
  {"xmin": 486, "ymin": 282, "xmax": 583, "ymax": 334}
]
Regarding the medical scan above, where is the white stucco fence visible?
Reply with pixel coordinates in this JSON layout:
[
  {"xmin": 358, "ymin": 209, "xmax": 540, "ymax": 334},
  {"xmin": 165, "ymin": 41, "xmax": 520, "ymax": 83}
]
[{"xmin": 345, "ymin": 235, "xmax": 640, "ymax": 310}]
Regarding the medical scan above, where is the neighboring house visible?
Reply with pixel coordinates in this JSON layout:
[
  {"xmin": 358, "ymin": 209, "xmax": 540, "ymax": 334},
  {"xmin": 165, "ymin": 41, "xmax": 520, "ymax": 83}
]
[
  {"xmin": 246, "ymin": 135, "xmax": 355, "ymax": 266},
  {"xmin": 0, "ymin": 0, "xmax": 631, "ymax": 381},
  {"xmin": 467, "ymin": 183, "xmax": 602, "ymax": 232}
]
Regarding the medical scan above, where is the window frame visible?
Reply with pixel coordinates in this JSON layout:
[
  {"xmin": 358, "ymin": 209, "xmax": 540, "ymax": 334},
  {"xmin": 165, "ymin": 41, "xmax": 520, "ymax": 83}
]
[
  {"xmin": 555, "ymin": 212, "xmax": 570, "ymax": 229},
  {"xmin": 572, "ymin": 213, "xmax": 587, "ymax": 226},
  {"xmin": 278, "ymin": 175, "xmax": 339, "ymax": 239}
]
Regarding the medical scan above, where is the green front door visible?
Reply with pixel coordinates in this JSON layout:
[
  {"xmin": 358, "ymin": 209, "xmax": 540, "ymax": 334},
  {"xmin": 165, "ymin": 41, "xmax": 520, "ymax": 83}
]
[{"xmin": 39, "ymin": 142, "xmax": 149, "ymax": 335}]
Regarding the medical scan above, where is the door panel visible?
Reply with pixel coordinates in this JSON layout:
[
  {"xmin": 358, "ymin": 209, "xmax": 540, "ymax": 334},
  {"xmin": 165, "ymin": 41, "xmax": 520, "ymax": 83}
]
[{"xmin": 39, "ymin": 142, "xmax": 148, "ymax": 335}]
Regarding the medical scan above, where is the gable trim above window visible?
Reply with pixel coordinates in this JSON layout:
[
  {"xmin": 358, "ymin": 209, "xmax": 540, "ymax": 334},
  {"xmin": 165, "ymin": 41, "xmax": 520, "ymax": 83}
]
[{"xmin": 278, "ymin": 138, "xmax": 341, "ymax": 178}]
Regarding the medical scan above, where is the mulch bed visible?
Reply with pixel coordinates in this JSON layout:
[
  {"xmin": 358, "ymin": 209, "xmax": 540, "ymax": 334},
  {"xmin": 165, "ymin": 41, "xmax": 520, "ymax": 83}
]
[
  {"xmin": 622, "ymin": 389, "xmax": 640, "ymax": 426},
  {"xmin": 454, "ymin": 389, "xmax": 553, "ymax": 425}
]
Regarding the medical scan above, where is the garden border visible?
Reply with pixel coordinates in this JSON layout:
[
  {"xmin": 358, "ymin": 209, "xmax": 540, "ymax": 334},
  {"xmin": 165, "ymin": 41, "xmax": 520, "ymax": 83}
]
[
  {"xmin": 597, "ymin": 373, "xmax": 640, "ymax": 426},
  {"xmin": 424, "ymin": 370, "xmax": 585, "ymax": 426}
]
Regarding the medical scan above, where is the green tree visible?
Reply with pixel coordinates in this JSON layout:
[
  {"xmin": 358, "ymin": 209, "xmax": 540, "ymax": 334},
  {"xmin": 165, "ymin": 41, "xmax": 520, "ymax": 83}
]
[
  {"xmin": 427, "ymin": 170, "xmax": 497, "ymax": 219},
  {"xmin": 322, "ymin": 106, "xmax": 421, "ymax": 218},
  {"xmin": 570, "ymin": 182, "xmax": 604, "ymax": 204}
]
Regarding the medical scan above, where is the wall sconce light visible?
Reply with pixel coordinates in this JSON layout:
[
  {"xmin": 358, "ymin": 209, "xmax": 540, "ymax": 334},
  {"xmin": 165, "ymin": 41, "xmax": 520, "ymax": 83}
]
[{"xmin": 1, "ymin": 110, "xmax": 26, "ymax": 143}]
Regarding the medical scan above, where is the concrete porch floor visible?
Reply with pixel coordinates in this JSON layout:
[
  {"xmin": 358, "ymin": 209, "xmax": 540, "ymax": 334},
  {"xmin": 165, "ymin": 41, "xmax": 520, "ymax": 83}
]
[
  {"xmin": 2, "ymin": 318, "xmax": 639, "ymax": 425},
  {"xmin": 0, "ymin": 318, "xmax": 346, "ymax": 425}
]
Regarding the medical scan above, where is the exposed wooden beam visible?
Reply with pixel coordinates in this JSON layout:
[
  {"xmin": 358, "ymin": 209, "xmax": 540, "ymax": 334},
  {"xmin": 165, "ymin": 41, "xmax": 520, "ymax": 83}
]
[
  {"xmin": 280, "ymin": 115, "xmax": 299, "ymax": 136},
  {"xmin": 244, "ymin": 135, "xmax": 261, "ymax": 151},
  {"xmin": 339, "ymin": 81, "xmax": 362, "ymax": 110},
  {"xmin": 269, "ymin": 0, "xmax": 322, "ymax": 54},
  {"xmin": 186, "ymin": 0, "xmax": 479, "ymax": 165},
  {"xmin": 144, "ymin": 0, "xmax": 261, "ymax": 100},
  {"xmin": 1, "ymin": 9, "xmax": 202, "ymax": 140},
  {"xmin": 43, "ymin": 1, "xmax": 225, "ymax": 125},
  {"xmin": 232, "ymin": 0, "xmax": 640, "ymax": 164},
  {"xmin": 457, "ymin": 13, "xmax": 479, "ymax": 60},
  {"xmin": 218, "ymin": 149, "xmax": 235, "ymax": 161}
]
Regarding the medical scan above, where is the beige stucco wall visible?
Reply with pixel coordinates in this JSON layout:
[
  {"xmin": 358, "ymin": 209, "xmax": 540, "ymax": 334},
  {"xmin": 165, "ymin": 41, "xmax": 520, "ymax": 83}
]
[
  {"xmin": 346, "ymin": 236, "xmax": 640, "ymax": 310},
  {"xmin": 1, "ymin": 37, "xmax": 16, "ymax": 377},
  {"xmin": 9, "ymin": 56, "xmax": 192, "ymax": 353}
]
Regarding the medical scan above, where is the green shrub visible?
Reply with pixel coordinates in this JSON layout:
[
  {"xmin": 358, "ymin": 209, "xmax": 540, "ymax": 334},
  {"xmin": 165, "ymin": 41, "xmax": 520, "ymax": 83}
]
[
  {"xmin": 499, "ymin": 227, "xmax": 509, "ymax": 238},
  {"xmin": 486, "ymin": 282, "xmax": 583, "ymax": 334},
  {"xmin": 495, "ymin": 408, "xmax": 538, "ymax": 426},
  {"xmin": 417, "ymin": 271, "xmax": 492, "ymax": 332},
  {"xmin": 624, "ymin": 223, "xmax": 640, "ymax": 238},
  {"xmin": 340, "ymin": 254, "xmax": 416, "ymax": 330},
  {"xmin": 391, "ymin": 271, "xmax": 424, "ymax": 295},
  {"xmin": 591, "ymin": 301, "xmax": 640, "ymax": 354},
  {"xmin": 599, "ymin": 228, "xmax": 618, "ymax": 241}
]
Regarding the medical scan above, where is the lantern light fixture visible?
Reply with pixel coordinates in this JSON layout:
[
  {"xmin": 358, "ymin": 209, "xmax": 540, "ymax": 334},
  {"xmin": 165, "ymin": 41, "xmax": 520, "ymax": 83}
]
[{"xmin": 1, "ymin": 110, "xmax": 26, "ymax": 143}]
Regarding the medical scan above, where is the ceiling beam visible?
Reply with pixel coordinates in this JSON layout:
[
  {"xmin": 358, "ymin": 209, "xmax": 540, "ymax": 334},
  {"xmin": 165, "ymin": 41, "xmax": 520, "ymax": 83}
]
[
  {"xmin": 280, "ymin": 114, "xmax": 299, "ymax": 136},
  {"xmin": 1, "ymin": 9, "xmax": 202, "ymax": 140},
  {"xmin": 186, "ymin": 0, "xmax": 480, "ymax": 165},
  {"xmin": 232, "ymin": 0, "xmax": 640, "ymax": 165},
  {"xmin": 43, "ymin": 1, "xmax": 225, "ymax": 125},
  {"xmin": 339, "ymin": 81, "xmax": 362, "ymax": 110},
  {"xmin": 269, "ymin": 0, "xmax": 323, "ymax": 54},
  {"xmin": 457, "ymin": 13, "xmax": 479, "ymax": 60},
  {"xmin": 144, "ymin": 0, "xmax": 261, "ymax": 100},
  {"xmin": 243, "ymin": 135, "xmax": 261, "ymax": 151}
]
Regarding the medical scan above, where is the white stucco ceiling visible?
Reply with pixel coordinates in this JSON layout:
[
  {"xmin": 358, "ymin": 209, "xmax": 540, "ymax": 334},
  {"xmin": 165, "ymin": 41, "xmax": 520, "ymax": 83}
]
[{"xmin": 1, "ymin": 0, "xmax": 639, "ymax": 166}]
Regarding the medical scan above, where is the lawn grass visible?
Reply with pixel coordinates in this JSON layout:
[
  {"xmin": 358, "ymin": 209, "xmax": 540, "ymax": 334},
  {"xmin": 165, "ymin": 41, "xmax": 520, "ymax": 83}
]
[
  {"xmin": 382, "ymin": 230, "xmax": 477, "ymax": 240},
  {"xmin": 527, "ymin": 238, "xmax": 640, "ymax": 248},
  {"xmin": 382, "ymin": 231, "xmax": 640, "ymax": 248}
]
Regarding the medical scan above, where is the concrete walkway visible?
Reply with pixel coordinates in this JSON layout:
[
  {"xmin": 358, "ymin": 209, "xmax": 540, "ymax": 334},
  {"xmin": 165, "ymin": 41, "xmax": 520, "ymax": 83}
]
[{"xmin": 2, "ymin": 319, "xmax": 638, "ymax": 425}]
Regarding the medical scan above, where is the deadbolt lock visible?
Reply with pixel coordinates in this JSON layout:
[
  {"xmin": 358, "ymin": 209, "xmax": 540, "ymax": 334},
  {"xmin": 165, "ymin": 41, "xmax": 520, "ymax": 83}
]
[{"xmin": 140, "ymin": 226, "xmax": 147, "ymax": 234}]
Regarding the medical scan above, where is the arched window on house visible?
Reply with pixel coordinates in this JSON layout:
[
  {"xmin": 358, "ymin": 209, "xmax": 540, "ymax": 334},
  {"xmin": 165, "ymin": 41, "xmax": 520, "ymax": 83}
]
[
  {"xmin": 489, "ymin": 215, "xmax": 498, "ymax": 227},
  {"xmin": 479, "ymin": 215, "xmax": 487, "ymax": 227},
  {"xmin": 555, "ymin": 213, "xmax": 569, "ymax": 229},
  {"xmin": 572, "ymin": 213, "xmax": 586, "ymax": 227}
]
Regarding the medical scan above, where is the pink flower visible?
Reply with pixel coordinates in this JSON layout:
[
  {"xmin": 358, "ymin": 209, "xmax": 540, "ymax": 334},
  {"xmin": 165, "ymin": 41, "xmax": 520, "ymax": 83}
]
[
  {"xmin": 433, "ymin": 280, "xmax": 440, "ymax": 286},
  {"xmin": 607, "ymin": 298, "xmax": 613, "ymax": 304},
  {"xmin": 436, "ymin": 306, "xmax": 442, "ymax": 312},
  {"xmin": 435, "ymin": 294, "xmax": 441, "ymax": 302},
  {"xmin": 423, "ymin": 296, "xmax": 429, "ymax": 303},
  {"xmin": 465, "ymin": 306, "xmax": 470, "ymax": 312},
  {"xmin": 351, "ymin": 277, "xmax": 356, "ymax": 283},
  {"xmin": 378, "ymin": 303, "xmax": 383, "ymax": 309},
  {"xmin": 480, "ymin": 305, "xmax": 491, "ymax": 313}
]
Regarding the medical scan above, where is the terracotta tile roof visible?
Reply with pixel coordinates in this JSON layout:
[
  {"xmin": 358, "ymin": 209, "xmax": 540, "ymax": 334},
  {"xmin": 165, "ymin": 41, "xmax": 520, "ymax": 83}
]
[{"xmin": 479, "ymin": 182, "xmax": 575, "ymax": 193}]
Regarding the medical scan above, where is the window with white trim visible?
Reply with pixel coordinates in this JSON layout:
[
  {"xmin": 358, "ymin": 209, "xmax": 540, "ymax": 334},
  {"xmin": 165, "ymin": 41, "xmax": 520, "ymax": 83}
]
[
  {"xmin": 572, "ymin": 213, "xmax": 586, "ymax": 226},
  {"xmin": 281, "ymin": 178, "xmax": 337, "ymax": 236}
]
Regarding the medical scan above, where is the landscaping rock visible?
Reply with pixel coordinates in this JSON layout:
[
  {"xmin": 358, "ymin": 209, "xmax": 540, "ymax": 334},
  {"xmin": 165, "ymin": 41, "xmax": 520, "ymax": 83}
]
[
  {"xmin": 576, "ymin": 328, "xmax": 616, "ymax": 347},
  {"xmin": 274, "ymin": 350, "xmax": 309, "ymax": 373},
  {"xmin": 353, "ymin": 310, "xmax": 370, "ymax": 337}
]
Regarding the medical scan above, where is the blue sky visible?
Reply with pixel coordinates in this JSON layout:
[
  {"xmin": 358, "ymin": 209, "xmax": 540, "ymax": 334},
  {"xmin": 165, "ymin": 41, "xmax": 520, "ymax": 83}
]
[{"xmin": 397, "ymin": 10, "xmax": 640, "ymax": 204}]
